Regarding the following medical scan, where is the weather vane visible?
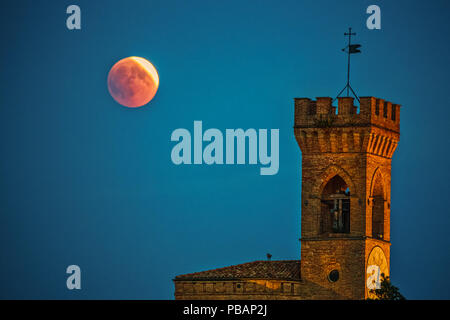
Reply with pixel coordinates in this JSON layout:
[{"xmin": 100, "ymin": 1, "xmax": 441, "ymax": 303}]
[{"xmin": 335, "ymin": 27, "xmax": 362, "ymax": 102}]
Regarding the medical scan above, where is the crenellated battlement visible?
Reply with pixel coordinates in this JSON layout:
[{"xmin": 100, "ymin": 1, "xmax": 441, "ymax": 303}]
[
  {"xmin": 294, "ymin": 96, "xmax": 401, "ymax": 158},
  {"xmin": 294, "ymin": 96, "xmax": 400, "ymax": 133}
]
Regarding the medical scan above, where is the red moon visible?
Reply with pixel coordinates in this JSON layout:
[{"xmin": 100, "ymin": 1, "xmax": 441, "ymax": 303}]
[{"xmin": 107, "ymin": 57, "xmax": 159, "ymax": 108}]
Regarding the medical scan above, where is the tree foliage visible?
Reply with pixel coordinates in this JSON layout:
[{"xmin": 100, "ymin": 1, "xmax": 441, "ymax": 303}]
[{"xmin": 368, "ymin": 274, "xmax": 405, "ymax": 300}]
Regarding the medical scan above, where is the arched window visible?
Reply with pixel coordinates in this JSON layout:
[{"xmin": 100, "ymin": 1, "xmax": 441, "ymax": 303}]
[
  {"xmin": 320, "ymin": 175, "xmax": 350, "ymax": 234},
  {"xmin": 371, "ymin": 172, "xmax": 385, "ymax": 239}
]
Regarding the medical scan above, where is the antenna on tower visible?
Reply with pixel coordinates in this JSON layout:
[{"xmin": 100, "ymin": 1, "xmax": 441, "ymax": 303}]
[{"xmin": 334, "ymin": 27, "xmax": 361, "ymax": 103}]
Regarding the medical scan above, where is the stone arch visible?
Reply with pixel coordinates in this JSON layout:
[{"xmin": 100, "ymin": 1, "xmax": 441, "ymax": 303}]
[
  {"xmin": 322, "ymin": 175, "xmax": 349, "ymax": 197},
  {"xmin": 315, "ymin": 165, "xmax": 356, "ymax": 196},
  {"xmin": 369, "ymin": 167, "xmax": 386, "ymax": 239},
  {"xmin": 316, "ymin": 165, "xmax": 355, "ymax": 234},
  {"xmin": 369, "ymin": 167, "xmax": 387, "ymax": 200},
  {"xmin": 366, "ymin": 246, "xmax": 389, "ymax": 293}
]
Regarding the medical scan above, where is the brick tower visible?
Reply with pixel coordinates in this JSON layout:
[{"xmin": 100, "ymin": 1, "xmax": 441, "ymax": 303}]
[
  {"xmin": 294, "ymin": 96, "xmax": 400, "ymax": 299},
  {"xmin": 173, "ymin": 96, "xmax": 400, "ymax": 300}
]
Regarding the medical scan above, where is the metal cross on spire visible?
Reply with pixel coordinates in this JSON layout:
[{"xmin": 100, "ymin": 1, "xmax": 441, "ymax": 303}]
[{"xmin": 335, "ymin": 27, "xmax": 362, "ymax": 102}]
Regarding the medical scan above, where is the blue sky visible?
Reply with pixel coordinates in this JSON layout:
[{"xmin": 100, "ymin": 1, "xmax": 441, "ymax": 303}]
[{"xmin": 0, "ymin": 0, "xmax": 449, "ymax": 299}]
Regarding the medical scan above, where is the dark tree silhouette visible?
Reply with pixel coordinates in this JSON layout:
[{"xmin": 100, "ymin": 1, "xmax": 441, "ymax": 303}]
[{"xmin": 368, "ymin": 273, "xmax": 405, "ymax": 300}]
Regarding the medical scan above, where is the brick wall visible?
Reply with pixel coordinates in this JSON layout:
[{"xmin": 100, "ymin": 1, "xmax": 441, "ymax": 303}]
[
  {"xmin": 174, "ymin": 279, "xmax": 344, "ymax": 300},
  {"xmin": 294, "ymin": 96, "xmax": 399, "ymax": 300}
]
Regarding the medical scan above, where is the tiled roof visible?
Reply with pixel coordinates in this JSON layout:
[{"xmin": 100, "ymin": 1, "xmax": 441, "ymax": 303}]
[{"xmin": 174, "ymin": 260, "xmax": 301, "ymax": 281}]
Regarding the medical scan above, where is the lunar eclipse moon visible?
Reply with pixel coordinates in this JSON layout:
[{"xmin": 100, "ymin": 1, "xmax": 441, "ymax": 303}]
[{"xmin": 107, "ymin": 56, "xmax": 159, "ymax": 108}]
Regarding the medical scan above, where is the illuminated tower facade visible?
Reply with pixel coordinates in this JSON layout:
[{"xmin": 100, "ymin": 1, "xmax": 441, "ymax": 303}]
[{"xmin": 294, "ymin": 96, "xmax": 400, "ymax": 299}]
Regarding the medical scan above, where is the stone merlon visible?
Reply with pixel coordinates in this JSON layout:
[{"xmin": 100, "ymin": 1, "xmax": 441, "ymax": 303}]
[{"xmin": 294, "ymin": 96, "xmax": 400, "ymax": 134}]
